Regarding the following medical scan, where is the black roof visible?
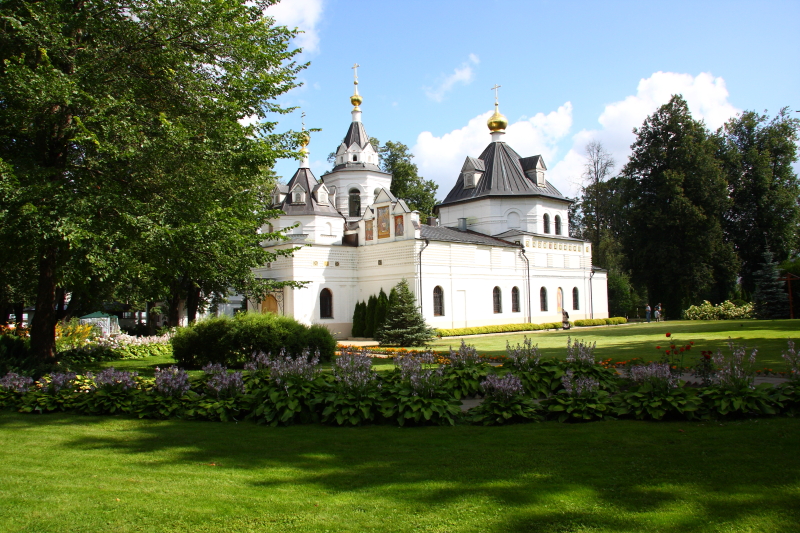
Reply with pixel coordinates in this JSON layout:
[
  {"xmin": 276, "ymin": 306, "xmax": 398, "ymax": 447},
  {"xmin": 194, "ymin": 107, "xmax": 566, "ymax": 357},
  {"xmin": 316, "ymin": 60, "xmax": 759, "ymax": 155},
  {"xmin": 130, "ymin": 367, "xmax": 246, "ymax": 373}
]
[
  {"xmin": 280, "ymin": 167, "xmax": 343, "ymax": 218},
  {"xmin": 438, "ymin": 142, "xmax": 569, "ymax": 208},
  {"xmin": 492, "ymin": 229, "xmax": 588, "ymax": 242},
  {"xmin": 420, "ymin": 225, "xmax": 519, "ymax": 248},
  {"xmin": 341, "ymin": 121, "xmax": 371, "ymax": 149}
]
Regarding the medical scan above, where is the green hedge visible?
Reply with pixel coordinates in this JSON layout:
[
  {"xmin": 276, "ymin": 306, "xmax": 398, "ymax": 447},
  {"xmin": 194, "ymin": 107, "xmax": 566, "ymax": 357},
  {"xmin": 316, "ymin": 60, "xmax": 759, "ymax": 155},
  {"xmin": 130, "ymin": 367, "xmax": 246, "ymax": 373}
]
[
  {"xmin": 437, "ymin": 317, "xmax": 627, "ymax": 337},
  {"xmin": 172, "ymin": 313, "xmax": 337, "ymax": 369},
  {"xmin": 572, "ymin": 317, "xmax": 628, "ymax": 327}
]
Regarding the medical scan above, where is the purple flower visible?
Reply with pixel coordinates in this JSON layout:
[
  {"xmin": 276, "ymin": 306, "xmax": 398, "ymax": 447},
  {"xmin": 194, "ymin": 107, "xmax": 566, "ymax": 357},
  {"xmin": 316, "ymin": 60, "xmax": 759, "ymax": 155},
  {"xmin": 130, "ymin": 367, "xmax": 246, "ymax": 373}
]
[
  {"xmin": 202, "ymin": 363, "xmax": 244, "ymax": 398},
  {"xmin": 506, "ymin": 336, "xmax": 541, "ymax": 372},
  {"xmin": 334, "ymin": 347, "xmax": 377, "ymax": 392},
  {"xmin": 91, "ymin": 367, "xmax": 139, "ymax": 391},
  {"xmin": 565, "ymin": 337, "xmax": 596, "ymax": 366},
  {"xmin": 154, "ymin": 366, "xmax": 190, "ymax": 397},
  {"xmin": 629, "ymin": 362, "xmax": 677, "ymax": 389},
  {"xmin": 41, "ymin": 372, "xmax": 77, "ymax": 393},
  {"xmin": 480, "ymin": 374, "xmax": 525, "ymax": 400},
  {"xmin": 782, "ymin": 340, "xmax": 800, "ymax": 381},
  {"xmin": 561, "ymin": 369, "xmax": 599, "ymax": 397},
  {"xmin": 448, "ymin": 340, "xmax": 482, "ymax": 369},
  {"xmin": 0, "ymin": 372, "xmax": 34, "ymax": 393},
  {"xmin": 711, "ymin": 340, "xmax": 758, "ymax": 389},
  {"xmin": 394, "ymin": 352, "xmax": 444, "ymax": 397}
]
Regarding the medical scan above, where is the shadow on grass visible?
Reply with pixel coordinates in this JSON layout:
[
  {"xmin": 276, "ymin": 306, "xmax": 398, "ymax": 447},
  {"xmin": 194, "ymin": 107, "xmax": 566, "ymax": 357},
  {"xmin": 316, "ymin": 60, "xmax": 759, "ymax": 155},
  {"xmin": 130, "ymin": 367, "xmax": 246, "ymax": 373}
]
[{"xmin": 3, "ymin": 412, "xmax": 798, "ymax": 532}]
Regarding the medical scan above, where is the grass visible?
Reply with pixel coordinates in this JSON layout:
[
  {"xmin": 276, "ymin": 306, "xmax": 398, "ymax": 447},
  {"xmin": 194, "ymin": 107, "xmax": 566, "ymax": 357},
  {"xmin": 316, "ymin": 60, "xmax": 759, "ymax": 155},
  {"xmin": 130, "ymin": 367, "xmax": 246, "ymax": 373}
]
[
  {"xmin": 1, "ymin": 412, "xmax": 799, "ymax": 532},
  {"xmin": 429, "ymin": 319, "xmax": 800, "ymax": 369}
]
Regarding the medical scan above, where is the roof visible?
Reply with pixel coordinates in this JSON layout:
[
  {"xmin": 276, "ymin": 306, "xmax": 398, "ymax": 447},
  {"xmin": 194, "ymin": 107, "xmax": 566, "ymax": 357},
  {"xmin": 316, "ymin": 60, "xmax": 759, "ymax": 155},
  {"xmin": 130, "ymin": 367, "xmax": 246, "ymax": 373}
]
[
  {"xmin": 492, "ymin": 229, "xmax": 588, "ymax": 242},
  {"xmin": 420, "ymin": 225, "xmax": 520, "ymax": 248},
  {"xmin": 438, "ymin": 142, "xmax": 570, "ymax": 208},
  {"xmin": 341, "ymin": 120, "xmax": 370, "ymax": 150},
  {"xmin": 279, "ymin": 167, "xmax": 343, "ymax": 218},
  {"xmin": 80, "ymin": 311, "xmax": 113, "ymax": 319}
]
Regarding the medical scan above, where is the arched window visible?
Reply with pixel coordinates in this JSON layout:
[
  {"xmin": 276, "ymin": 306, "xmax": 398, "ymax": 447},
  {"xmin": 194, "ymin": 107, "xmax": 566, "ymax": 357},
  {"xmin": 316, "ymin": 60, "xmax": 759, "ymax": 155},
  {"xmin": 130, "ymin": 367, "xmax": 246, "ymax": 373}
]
[
  {"xmin": 353, "ymin": 154, "xmax": 358, "ymax": 162},
  {"xmin": 507, "ymin": 212, "xmax": 520, "ymax": 229},
  {"xmin": 348, "ymin": 189, "xmax": 361, "ymax": 217},
  {"xmin": 572, "ymin": 287, "xmax": 580, "ymax": 310},
  {"xmin": 543, "ymin": 213, "xmax": 550, "ymax": 234},
  {"xmin": 555, "ymin": 215, "xmax": 562, "ymax": 235},
  {"xmin": 320, "ymin": 289, "xmax": 333, "ymax": 319},
  {"xmin": 433, "ymin": 286, "xmax": 445, "ymax": 316},
  {"xmin": 511, "ymin": 286, "xmax": 520, "ymax": 313},
  {"xmin": 540, "ymin": 287, "xmax": 548, "ymax": 312},
  {"xmin": 493, "ymin": 287, "xmax": 502, "ymax": 313}
]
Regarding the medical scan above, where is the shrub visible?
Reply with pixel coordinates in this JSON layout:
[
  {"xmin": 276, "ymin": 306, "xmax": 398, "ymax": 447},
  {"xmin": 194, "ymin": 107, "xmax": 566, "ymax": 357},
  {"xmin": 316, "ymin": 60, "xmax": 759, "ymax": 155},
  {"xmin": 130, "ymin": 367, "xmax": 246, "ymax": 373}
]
[
  {"xmin": 505, "ymin": 337, "xmax": 562, "ymax": 398},
  {"xmin": 614, "ymin": 362, "xmax": 701, "ymax": 420},
  {"xmin": 436, "ymin": 322, "xmax": 562, "ymax": 338},
  {"xmin": 441, "ymin": 340, "xmax": 489, "ymax": 399},
  {"xmin": 0, "ymin": 335, "xmax": 55, "ymax": 377},
  {"xmin": 683, "ymin": 300, "xmax": 754, "ymax": 320},
  {"xmin": 545, "ymin": 370, "xmax": 613, "ymax": 422},
  {"xmin": 572, "ymin": 317, "xmax": 628, "ymax": 327},
  {"xmin": 75, "ymin": 368, "xmax": 142, "ymax": 415},
  {"xmin": 171, "ymin": 313, "xmax": 337, "ymax": 368}
]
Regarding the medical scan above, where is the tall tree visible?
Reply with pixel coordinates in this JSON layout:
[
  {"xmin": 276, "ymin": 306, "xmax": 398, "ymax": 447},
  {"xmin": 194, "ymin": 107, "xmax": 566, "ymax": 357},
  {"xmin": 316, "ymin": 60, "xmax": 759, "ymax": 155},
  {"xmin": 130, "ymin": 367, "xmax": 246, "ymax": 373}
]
[
  {"xmin": 752, "ymin": 251, "xmax": 790, "ymax": 319},
  {"xmin": 620, "ymin": 95, "xmax": 739, "ymax": 317},
  {"xmin": 580, "ymin": 141, "xmax": 616, "ymax": 256},
  {"xmin": 0, "ymin": 0, "xmax": 305, "ymax": 361},
  {"xmin": 376, "ymin": 279, "xmax": 434, "ymax": 347},
  {"xmin": 716, "ymin": 109, "xmax": 800, "ymax": 294}
]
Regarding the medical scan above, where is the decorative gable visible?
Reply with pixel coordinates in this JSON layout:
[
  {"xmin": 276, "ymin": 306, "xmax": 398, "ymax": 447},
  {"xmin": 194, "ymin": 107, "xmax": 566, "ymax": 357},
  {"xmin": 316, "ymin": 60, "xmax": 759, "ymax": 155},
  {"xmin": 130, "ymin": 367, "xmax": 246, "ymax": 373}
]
[
  {"xmin": 461, "ymin": 156, "xmax": 486, "ymax": 189},
  {"xmin": 373, "ymin": 188, "xmax": 395, "ymax": 205},
  {"xmin": 520, "ymin": 155, "xmax": 547, "ymax": 187},
  {"xmin": 290, "ymin": 184, "xmax": 306, "ymax": 205},
  {"xmin": 313, "ymin": 183, "xmax": 330, "ymax": 205}
]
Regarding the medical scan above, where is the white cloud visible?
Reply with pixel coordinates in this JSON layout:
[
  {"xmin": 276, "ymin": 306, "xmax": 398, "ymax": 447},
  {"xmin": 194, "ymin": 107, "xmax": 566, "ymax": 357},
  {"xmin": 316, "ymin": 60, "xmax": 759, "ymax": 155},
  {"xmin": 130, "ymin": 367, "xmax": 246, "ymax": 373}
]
[
  {"xmin": 424, "ymin": 54, "xmax": 480, "ymax": 102},
  {"xmin": 267, "ymin": 0, "xmax": 324, "ymax": 54},
  {"xmin": 548, "ymin": 71, "xmax": 741, "ymax": 197},
  {"xmin": 413, "ymin": 103, "xmax": 573, "ymax": 194}
]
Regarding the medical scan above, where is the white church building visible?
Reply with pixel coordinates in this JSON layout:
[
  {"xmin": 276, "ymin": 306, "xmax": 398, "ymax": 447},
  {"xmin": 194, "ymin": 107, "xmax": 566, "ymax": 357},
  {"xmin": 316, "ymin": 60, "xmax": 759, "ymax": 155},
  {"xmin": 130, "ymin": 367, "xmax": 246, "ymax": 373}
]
[{"xmin": 253, "ymin": 74, "xmax": 608, "ymax": 339}]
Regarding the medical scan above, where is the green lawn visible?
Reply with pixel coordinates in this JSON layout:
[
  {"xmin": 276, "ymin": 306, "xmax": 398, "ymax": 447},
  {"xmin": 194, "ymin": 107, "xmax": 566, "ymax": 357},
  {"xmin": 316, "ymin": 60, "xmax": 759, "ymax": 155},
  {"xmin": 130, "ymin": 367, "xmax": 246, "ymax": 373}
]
[
  {"xmin": 430, "ymin": 320, "xmax": 800, "ymax": 369},
  {"xmin": 1, "ymin": 412, "xmax": 798, "ymax": 532}
]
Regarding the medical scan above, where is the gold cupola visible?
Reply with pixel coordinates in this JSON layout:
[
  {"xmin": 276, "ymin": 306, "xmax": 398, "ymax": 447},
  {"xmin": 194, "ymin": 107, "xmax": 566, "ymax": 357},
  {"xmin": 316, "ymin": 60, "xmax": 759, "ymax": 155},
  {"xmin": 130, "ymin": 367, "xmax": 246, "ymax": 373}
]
[
  {"xmin": 487, "ymin": 102, "xmax": 508, "ymax": 132},
  {"xmin": 350, "ymin": 62, "xmax": 362, "ymax": 109}
]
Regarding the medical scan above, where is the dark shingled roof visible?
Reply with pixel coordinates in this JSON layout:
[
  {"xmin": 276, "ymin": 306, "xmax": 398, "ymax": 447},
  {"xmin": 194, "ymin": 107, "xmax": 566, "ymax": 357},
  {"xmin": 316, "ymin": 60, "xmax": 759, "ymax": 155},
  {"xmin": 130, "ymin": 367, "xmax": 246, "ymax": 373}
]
[
  {"xmin": 438, "ymin": 142, "xmax": 569, "ymax": 208},
  {"xmin": 280, "ymin": 167, "xmax": 343, "ymax": 218},
  {"xmin": 420, "ymin": 225, "xmax": 519, "ymax": 248},
  {"xmin": 330, "ymin": 160, "xmax": 384, "ymax": 173},
  {"xmin": 492, "ymin": 229, "xmax": 587, "ymax": 243},
  {"xmin": 342, "ymin": 121, "xmax": 370, "ymax": 150}
]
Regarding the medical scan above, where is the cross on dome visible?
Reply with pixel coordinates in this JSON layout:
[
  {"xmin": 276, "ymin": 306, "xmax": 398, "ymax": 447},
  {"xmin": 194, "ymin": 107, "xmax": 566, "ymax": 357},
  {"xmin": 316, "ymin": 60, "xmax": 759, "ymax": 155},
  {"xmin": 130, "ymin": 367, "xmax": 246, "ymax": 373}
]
[
  {"xmin": 487, "ymin": 83, "xmax": 508, "ymax": 138},
  {"xmin": 491, "ymin": 84, "xmax": 501, "ymax": 105},
  {"xmin": 350, "ymin": 63, "xmax": 362, "ymax": 109}
]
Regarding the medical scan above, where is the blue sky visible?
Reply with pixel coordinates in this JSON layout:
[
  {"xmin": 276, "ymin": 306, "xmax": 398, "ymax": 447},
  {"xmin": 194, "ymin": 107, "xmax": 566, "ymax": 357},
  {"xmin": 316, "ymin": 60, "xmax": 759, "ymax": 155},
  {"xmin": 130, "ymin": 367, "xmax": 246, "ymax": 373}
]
[{"xmin": 267, "ymin": 0, "xmax": 800, "ymax": 198}]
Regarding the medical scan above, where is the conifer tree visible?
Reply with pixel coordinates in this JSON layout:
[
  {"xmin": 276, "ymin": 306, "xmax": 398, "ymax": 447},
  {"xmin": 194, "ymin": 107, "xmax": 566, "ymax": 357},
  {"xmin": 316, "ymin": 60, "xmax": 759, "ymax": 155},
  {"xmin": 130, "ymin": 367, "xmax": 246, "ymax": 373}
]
[
  {"xmin": 375, "ymin": 289, "xmax": 389, "ymax": 333},
  {"xmin": 752, "ymin": 251, "xmax": 790, "ymax": 319},
  {"xmin": 364, "ymin": 295, "xmax": 378, "ymax": 338},
  {"xmin": 376, "ymin": 279, "xmax": 435, "ymax": 347},
  {"xmin": 351, "ymin": 301, "xmax": 365, "ymax": 337},
  {"xmin": 389, "ymin": 287, "xmax": 399, "ymax": 309}
]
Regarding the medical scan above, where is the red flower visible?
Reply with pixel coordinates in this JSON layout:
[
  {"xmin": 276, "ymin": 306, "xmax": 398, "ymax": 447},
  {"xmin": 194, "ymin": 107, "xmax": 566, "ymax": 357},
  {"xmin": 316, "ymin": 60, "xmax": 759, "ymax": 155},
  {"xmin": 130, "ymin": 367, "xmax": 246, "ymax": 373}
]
[
  {"xmin": 656, "ymin": 346, "xmax": 661, "ymax": 349},
  {"xmin": 680, "ymin": 347, "xmax": 685, "ymax": 352},
  {"xmin": 666, "ymin": 350, "xmax": 671, "ymax": 355},
  {"xmin": 690, "ymin": 341, "xmax": 694, "ymax": 345},
  {"xmin": 666, "ymin": 333, "xmax": 671, "ymax": 337}
]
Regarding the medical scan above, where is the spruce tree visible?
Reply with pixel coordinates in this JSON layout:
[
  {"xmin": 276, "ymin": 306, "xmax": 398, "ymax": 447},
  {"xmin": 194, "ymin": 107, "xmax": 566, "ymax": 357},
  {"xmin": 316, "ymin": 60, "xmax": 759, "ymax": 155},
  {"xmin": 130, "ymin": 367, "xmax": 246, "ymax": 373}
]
[
  {"xmin": 351, "ymin": 301, "xmax": 365, "ymax": 337},
  {"xmin": 375, "ymin": 289, "xmax": 389, "ymax": 333},
  {"xmin": 364, "ymin": 295, "xmax": 378, "ymax": 338},
  {"xmin": 752, "ymin": 251, "xmax": 790, "ymax": 319},
  {"xmin": 376, "ymin": 279, "xmax": 435, "ymax": 347},
  {"xmin": 389, "ymin": 287, "xmax": 399, "ymax": 310}
]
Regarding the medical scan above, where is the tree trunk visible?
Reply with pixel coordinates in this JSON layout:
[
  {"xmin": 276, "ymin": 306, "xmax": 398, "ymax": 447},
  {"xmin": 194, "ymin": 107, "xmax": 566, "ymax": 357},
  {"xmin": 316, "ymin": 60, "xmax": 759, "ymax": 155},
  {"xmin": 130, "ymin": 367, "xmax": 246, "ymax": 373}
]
[
  {"xmin": 168, "ymin": 290, "xmax": 182, "ymax": 328},
  {"xmin": 0, "ymin": 304, "xmax": 9, "ymax": 327},
  {"xmin": 13, "ymin": 302, "xmax": 24, "ymax": 329},
  {"xmin": 186, "ymin": 284, "xmax": 201, "ymax": 324},
  {"xmin": 55, "ymin": 287, "xmax": 67, "ymax": 321},
  {"xmin": 30, "ymin": 249, "xmax": 59, "ymax": 362},
  {"xmin": 145, "ymin": 301, "xmax": 156, "ymax": 335}
]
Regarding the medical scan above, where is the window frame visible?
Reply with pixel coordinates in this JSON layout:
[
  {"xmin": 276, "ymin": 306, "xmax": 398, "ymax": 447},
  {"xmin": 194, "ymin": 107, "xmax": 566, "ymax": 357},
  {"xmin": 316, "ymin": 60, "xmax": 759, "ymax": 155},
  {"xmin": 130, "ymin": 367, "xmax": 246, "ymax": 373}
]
[
  {"xmin": 320, "ymin": 288, "xmax": 333, "ymax": 319},
  {"xmin": 433, "ymin": 286, "xmax": 445, "ymax": 317},
  {"xmin": 572, "ymin": 287, "xmax": 579, "ymax": 310},
  {"xmin": 540, "ymin": 287, "xmax": 548, "ymax": 312},
  {"xmin": 493, "ymin": 286, "xmax": 503, "ymax": 314},
  {"xmin": 511, "ymin": 286, "xmax": 520, "ymax": 313},
  {"xmin": 543, "ymin": 213, "xmax": 550, "ymax": 234}
]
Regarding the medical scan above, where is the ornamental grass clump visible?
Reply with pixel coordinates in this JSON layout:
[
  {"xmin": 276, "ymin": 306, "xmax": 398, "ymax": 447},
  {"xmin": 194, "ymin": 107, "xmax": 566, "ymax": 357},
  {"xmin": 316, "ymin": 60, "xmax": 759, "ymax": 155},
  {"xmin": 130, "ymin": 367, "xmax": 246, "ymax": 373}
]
[
  {"xmin": 442, "ymin": 340, "xmax": 489, "ymax": 399},
  {"xmin": 246, "ymin": 349, "xmax": 324, "ymax": 426},
  {"xmin": 382, "ymin": 353, "xmax": 460, "ymax": 426},
  {"xmin": 321, "ymin": 347, "xmax": 382, "ymax": 426},
  {"xmin": 468, "ymin": 373, "xmax": 542, "ymax": 425},
  {"xmin": 615, "ymin": 362, "xmax": 700, "ymax": 421},
  {"xmin": 546, "ymin": 369, "xmax": 612, "ymax": 422},
  {"xmin": 698, "ymin": 340, "xmax": 778, "ymax": 418}
]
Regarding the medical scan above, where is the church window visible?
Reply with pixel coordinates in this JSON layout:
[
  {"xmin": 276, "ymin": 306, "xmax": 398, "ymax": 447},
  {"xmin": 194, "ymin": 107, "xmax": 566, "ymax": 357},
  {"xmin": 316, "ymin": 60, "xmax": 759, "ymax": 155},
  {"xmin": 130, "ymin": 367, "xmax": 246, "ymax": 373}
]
[
  {"xmin": 493, "ymin": 287, "xmax": 502, "ymax": 314},
  {"xmin": 464, "ymin": 173, "xmax": 474, "ymax": 188},
  {"xmin": 572, "ymin": 287, "xmax": 580, "ymax": 310},
  {"xmin": 320, "ymin": 289, "xmax": 333, "ymax": 319},
  {"xmin": 543, "ymin": 214, "xmax": 550, "ymax": 234},
  {"xmin": 349, "ymin": 189, "xmax": 361, "ymax": 217},
  {"xmin": 318, "ymin": 190, "xmax": 328, "ymax": 204},
  {"xmin": 512, "ymin": 287, "xmax": 520, "ymax": 313},
  {"xmin": 353, "ymin": 155, "xmax": 358, "ymax": 162},
  {"xmin": 507, "ymin": 211, "xmax": 520, "ymax": 229},
  {"xmin": 433, "ymin": 286, "xmax": 445, "ymax": 316},
  {"xmin": 292, "ymin": 188, "xmax": 305, "ymax": 204},
  {"xmin": 540, "ymin": 287, "xmax": 548, "ymax": 312},
  {"xmin": 555, "ymin": 215, "xmax": 562, "ymax": 235}
]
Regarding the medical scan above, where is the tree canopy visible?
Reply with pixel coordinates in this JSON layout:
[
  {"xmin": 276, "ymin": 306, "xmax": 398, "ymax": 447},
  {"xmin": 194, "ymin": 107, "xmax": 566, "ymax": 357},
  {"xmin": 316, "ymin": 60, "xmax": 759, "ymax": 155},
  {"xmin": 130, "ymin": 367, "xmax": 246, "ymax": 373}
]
[{"xmin": 0, "ymin": 0, "xmax": 306, "ymax": 360}]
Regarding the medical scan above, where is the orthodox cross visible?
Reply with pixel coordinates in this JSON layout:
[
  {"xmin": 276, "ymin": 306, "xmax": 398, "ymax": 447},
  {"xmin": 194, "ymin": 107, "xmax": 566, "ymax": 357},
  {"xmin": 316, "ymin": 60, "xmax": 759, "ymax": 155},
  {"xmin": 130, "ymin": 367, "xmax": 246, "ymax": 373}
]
[
  {"xmin": 301, "ymin": 111, "xmax": 306, "ymax": 130},
  {"xmin": 491, "ymin": 84, "xmax": 501, "ymax": 105},
  {"xmin": 352, "ymin": 63, "xmax": 360, "ymax": 83}
]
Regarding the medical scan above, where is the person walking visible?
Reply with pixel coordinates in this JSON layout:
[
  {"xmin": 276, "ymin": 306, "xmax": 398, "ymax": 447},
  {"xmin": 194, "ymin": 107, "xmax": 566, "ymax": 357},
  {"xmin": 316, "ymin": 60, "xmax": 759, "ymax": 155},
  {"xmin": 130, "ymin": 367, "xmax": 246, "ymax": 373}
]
[
  {"xmin": 645, "ymin": 304, "xmax": 651, "ymax": 323},
  {"xmin": 655, "ymin": 303, "xmax": 662, "ymax": 322},
  {"xmin": 562, "ymin": 309, "xmax": 571, "ymax": 330}
]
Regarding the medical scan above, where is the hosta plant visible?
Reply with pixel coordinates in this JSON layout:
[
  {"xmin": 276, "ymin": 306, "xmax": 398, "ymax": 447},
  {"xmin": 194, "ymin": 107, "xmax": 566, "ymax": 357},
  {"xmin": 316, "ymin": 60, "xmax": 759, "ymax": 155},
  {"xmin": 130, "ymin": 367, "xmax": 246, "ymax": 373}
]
[
  {"xmin": 505, "ymin": 337, "xmax": 562, "ymax": 398},
  {"xmin": 186, "ymin": 363, "xmax": 247, "ymax": 422},
  {"xmin": 614, "ymin": 362, "xmax": 700, "ymax": 420},
  {"xmin": 0, "ymin": 372, "xmax": 35, "ymax": 409},
  {"xmin": 467, "ymin": 373, "xmax": 542, "ymax": 426},
  {"xmin": 19, "ymin": 372, "xmax": 80, "ymax": 413},
  {"xmin": 545, "ymin": 370, "xmax": 613, "ymax": 422},
  {"xmin": 441, "ymin": 340, "xmax": 489, "ymax": 399},
  {"xmin": 698, "ymin": 341, "xmax": 779, "ymax": 418},
  {"xmin": 75, "ymin": 368, "xmax": 142, "ymax": 415},
  {"xmin": 381, "ymin": 353, "xmax": 461, "ymax": 426},
  {"xmin": 320, "ymin": 347, "xmax": 383, "ymax": 426},
  {"xmin": 137, "ymin": 366, "xmax": 198, "ymax": 419},
  {"xmin": 558, "ymin": 337, "xmax": 619, "ymax": 391},
  {"xmin": 776, "ymin": 340, "xmax": 800, "ymax": 415},
  {"xmin": 246, "ymin": 349, "xmax": 325, "ymax": 426}
]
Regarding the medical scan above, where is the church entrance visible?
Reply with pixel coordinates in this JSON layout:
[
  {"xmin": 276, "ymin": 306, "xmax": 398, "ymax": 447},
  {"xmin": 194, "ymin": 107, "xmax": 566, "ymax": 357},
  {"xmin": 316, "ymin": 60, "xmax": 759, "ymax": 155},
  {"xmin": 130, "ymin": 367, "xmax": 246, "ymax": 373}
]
[{"xmin": 262, "ymin": 295, "xmax": 279, "ymax": 315}]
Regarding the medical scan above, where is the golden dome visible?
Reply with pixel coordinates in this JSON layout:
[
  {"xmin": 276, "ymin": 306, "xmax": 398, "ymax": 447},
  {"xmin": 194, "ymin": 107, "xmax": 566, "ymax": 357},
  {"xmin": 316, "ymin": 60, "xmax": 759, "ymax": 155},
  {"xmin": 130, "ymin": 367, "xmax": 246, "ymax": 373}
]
[
  {"xmin": 299, "ymin": 130, "xmax": 310, "ymax": 148},
  {"xmin": 350, "ymin": 94, "xmax": 362, "ymax": 107},
  {"xmin": 487, "ymin": 103, "xmax": 508, "ymax": 132}
]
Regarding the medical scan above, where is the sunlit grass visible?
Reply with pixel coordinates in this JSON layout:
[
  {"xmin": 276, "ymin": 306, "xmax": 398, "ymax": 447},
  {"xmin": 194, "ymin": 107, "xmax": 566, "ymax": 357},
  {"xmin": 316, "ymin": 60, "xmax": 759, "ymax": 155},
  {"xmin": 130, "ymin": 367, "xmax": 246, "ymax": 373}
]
[{"xmin": 1, "ymin": 412, "xmax": 798, "ymax": 532}]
